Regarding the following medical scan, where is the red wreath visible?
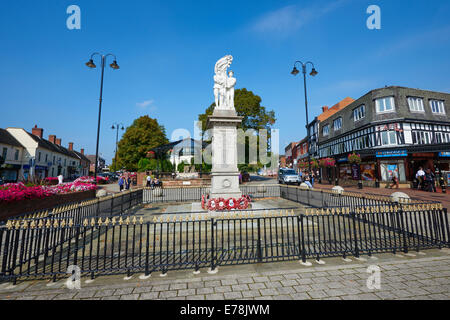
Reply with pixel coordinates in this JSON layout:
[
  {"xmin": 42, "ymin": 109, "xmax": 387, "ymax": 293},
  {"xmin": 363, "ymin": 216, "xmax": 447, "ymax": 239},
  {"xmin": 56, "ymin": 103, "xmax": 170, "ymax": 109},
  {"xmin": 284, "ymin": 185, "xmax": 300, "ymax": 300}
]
[
  {"xmin": 243, "ymin": 195, "xmax": 252, "ymax": 203},
  {"xmin": 237, "ymin": 197, "xmax": 249, "ymax": 210},
  {"xmin": 225, "ymin": 198, "xmax": 237, "ymax": 210},
  {"xmin": 217, "ymin": 198, "xmax": 226, "ymax": 211},
  {"xmin": 207, "ymin": 198, "xmax": 217, "ymax": 211}
]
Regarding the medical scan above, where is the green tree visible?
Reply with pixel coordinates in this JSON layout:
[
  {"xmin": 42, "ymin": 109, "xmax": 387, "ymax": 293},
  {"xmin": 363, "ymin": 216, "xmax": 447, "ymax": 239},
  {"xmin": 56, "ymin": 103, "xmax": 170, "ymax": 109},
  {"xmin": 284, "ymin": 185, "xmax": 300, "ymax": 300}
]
[
  {"xmin": 198, "ymin": 88, "xmax": 276, "ymax": 133},
  {"xmin": 114, "ymin": 115, "xmax": 169, "ymax": 171}
]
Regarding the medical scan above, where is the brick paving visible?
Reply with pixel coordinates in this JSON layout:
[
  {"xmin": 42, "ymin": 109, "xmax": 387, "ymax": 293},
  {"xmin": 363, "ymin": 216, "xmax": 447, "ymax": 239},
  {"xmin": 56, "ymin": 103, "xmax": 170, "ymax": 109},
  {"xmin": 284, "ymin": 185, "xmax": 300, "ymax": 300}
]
[{"xmin": 1, "ymin": 248, "xmax": 449, "ymax": 300}]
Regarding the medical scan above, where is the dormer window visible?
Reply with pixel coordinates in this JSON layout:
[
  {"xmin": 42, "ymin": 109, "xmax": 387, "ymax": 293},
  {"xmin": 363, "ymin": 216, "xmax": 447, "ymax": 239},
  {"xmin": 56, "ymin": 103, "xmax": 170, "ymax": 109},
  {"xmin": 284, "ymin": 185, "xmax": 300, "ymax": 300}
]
[{"xmin": 375, "ymin": 97, "xmax": 395, "ymax": 113}]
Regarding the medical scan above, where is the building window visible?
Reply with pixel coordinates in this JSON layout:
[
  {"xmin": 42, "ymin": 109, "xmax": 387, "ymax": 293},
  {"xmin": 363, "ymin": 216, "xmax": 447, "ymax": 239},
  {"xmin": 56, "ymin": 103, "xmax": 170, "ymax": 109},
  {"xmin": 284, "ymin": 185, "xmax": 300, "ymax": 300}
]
[
  {"xmin": 430, "ymin": 100, "xmax": 445, "ymax": 114},
  {"xmin": 381, "ymin": 131, "xmax": 397, "ymax": 146},
  {"xmin": 53, "ymin": 156, "xmax": 55, "ymax": 165},
  {"xmin": 2, "ymin": 147, "xmax": 7, "ymax": 160},
  {"xmin": 14, "ymin": 149, "xmax": 19, "ymax": 161},
  {"xmin": 353, "ymin": 105, "xmax": 365, "ymax": 121},
  {"xmin": 407, "ymin": 97, "xmax": 424, "ymax": 112},
  {"xmin": 375, "ymin": 97, "xmax": 395, "ymax": 113},
  {"xmin": 323, "ymin": 125, "xmax": 330, "ymax": 136},
  {"xmin": 45, "ymin": 154, "xmax": 48, "ymax": 162},
  {"xmin": 38, "ymin": 152, "xmax": 41, "ymax": 162},
  {"xmin": 333, "ymin": 118, "xmax": 342, "ymax": 131}
]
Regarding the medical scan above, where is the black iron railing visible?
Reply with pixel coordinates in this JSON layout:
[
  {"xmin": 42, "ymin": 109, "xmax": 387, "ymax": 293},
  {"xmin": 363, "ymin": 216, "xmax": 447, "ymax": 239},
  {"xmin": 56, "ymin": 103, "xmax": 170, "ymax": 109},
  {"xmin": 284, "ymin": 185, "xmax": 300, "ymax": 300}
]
[
  {"xmin": 279, "ymin": 185, "xmax": 439, "ymax": 208},
  {"xmin": 1, "ymin": 204, "xmax": 448, "ymax": 283}
]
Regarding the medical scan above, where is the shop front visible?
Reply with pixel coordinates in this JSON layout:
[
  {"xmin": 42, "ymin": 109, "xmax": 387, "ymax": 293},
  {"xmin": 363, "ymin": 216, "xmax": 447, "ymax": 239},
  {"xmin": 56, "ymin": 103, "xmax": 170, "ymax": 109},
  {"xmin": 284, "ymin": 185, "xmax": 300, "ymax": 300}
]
[
  {"xmin": 375, "ymin": 150, "xmax": 407, "ymax": 186},
  {"xmin": 0, "ymin": 164, "xmax": 21, "ymax": 182}
]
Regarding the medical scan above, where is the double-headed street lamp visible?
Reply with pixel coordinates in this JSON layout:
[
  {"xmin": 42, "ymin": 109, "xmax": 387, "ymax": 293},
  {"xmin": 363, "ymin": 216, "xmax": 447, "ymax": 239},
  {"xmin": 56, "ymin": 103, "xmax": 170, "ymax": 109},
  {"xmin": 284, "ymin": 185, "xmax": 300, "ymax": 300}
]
[
  {"xmin": 111, "ymin": 123, "xmax": 124, "ymax": 172},
  {"xmin": 291, "ymin": 61, "xmax": 318, "ymax": 174},
  {"xmin": 85, "ymin": 53, "xmax": 120, "ymax": 184}
]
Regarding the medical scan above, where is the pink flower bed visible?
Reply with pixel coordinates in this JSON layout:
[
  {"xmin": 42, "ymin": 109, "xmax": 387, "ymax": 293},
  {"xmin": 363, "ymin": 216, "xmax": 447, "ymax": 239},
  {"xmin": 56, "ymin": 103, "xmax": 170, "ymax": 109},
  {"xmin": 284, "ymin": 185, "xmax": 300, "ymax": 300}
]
[
  {"xmin": 0, "ymin": 182, "xmax": 98, "ymax": 203},
  {"xmin": 74, "ymin": 176, "xmax": 108, "ymax": 184}
]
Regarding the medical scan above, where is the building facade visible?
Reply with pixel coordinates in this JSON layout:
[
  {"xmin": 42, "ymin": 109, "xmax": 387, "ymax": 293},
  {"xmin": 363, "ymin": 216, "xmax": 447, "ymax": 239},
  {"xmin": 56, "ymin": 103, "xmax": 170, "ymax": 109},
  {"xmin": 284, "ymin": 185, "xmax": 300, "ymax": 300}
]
[
  {"xmin": 0, "ymin": 129, "xmax": 25, "ymax": 182},
  {"xmin": 5, "ymin": 125, "xmax": 89, "ymax": 181},
  {"xmin": 316, "ymin": 86, "xmax": 450, "ymax": 185}
]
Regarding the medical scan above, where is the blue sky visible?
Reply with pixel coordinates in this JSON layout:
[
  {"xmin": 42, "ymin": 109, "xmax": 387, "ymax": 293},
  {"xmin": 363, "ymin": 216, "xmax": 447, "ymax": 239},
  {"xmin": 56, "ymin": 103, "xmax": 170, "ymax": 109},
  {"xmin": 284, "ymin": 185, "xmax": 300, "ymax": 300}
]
[{"xmin": 1, "ymin": 0, "xmax": 449, "ymax": 162}]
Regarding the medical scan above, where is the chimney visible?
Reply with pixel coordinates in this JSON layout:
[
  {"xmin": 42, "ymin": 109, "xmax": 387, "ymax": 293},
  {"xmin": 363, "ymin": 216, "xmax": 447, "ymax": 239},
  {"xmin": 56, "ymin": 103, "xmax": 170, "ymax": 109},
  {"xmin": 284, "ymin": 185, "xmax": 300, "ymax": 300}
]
[
  {"xmin": 32, "ymin": 125, "xmax": 43, "ymax": 139},
  {"xmin": 55, "ymin": 138, "xmax": 61, "ymax": 146},
  {"xmin": 322, "ymin": 106, "xmax": 329, "ymax": 113},
  {"xmin": 68, "ymin": 142, "xmax": 74, "ymax": 151},
  {"xmin": 49, "ymin": 135, "xmax": 56, "ymax": 144},
  {"xmin": 80, "ymin": 148, "xmax": 84, "ymax": 155}
]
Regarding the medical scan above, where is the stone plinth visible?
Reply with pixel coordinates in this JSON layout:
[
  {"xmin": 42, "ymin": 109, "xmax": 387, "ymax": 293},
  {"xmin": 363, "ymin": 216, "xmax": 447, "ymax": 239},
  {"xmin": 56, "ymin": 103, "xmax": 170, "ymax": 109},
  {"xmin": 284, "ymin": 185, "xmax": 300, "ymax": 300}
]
[{"xmin": 207, "ymin": 109, "xmax": 243, "ymax": 199}]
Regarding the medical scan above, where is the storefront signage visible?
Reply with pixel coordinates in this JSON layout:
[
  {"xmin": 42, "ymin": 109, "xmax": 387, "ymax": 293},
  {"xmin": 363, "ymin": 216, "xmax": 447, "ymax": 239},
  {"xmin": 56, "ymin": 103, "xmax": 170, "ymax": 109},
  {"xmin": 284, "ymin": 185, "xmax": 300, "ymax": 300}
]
[
  {"xmin": 438, "ymin": 152, "xmax": 450, "ymax": 158},
  {"xmin": 376, "ymin": 150, "xmax": 407, "ymax": 158},
  {"xmin": 337, "ymin": 157, "xmax": 348, "ymax": 163},
  {"xmin": 376, "ymin": 123, "xmax": 402, "ymax": 132},
  {"xmin": 351, "ymin": 164, "xmax": 360, "ymax": 180},
  {"xmin": 35, "ymin": 166, "xmax": 48, "ymax": 170}
]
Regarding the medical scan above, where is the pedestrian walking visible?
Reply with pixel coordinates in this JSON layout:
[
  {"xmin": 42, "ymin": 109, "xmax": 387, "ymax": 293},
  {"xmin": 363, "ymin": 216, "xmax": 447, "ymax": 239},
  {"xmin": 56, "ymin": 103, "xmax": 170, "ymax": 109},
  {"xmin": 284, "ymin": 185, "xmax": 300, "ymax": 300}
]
[
  {"xmin": 416, "ymin": 167, "xmax": 425, "ymax": 190},
  {"xmin": 146, "ymin": 172, "xmax": 152, "ymax": 188},
  {"xmin": 118, "ymin": 175, "xmax": 124, "ymax": 192},
  {"xmin": 389, "ymin": 170, "xmax": 399, "ymax": 189},
  {"xmin": 126, "ymin": 175, "xmax": 131, "ymax": 190},
  {"xmin": 425, "ymin": 169, "xmax": 435, "ymax": 192}
]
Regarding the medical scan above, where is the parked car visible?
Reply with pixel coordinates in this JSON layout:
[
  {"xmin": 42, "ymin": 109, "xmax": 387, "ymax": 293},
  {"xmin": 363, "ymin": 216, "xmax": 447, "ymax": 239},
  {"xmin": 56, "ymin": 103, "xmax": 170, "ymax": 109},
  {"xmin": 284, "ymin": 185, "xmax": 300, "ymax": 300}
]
[{"xmin": 278, "ymin": 169, "xmax": 301, "ymax": 185}]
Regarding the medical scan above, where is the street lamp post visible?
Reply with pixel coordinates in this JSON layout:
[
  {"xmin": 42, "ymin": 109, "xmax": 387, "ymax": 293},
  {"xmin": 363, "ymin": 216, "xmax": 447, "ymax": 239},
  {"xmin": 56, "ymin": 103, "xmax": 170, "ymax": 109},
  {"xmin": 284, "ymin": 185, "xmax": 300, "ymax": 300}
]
[
  {"xmin": 111, "ymin": 123, "xmax": 124, "ymax": 172},
  {"xmin": 291, "ymin": 61, "xmax": 318, "ymax": 175},
  {"xmin": 85, "ymin": 53, "xmax": 120, "ymax": 184}
]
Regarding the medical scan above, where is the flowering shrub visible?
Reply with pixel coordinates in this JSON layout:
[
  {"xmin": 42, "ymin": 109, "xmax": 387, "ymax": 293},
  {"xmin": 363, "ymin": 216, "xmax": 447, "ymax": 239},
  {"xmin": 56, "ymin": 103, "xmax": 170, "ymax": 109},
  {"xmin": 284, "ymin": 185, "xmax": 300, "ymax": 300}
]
[
  {"xmin": 319, "ymin": 158, "xmax": 336, "ymax": 168},
  {"xmin": 0, "ymin": 182, "xmax": 97, "ymax": 203},
  {"xmin": 348, "ymin": 152, "xmax": 361, "ymax": 164},
  {"xmin": 74, "ymin": 176, "xmax": 108, "ymax": 185},
  {"xmin": 298, "ymin": 161, "xmax": 308, "ymax": 169}
]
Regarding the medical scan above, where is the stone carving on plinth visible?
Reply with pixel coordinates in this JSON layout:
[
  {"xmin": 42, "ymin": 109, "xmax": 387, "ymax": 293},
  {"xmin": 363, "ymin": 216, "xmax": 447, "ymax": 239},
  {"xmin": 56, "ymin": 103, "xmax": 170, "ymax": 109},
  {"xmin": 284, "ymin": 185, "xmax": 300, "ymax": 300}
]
[{"xmin": 207, "ymin": 55, "xmax": 242, "ymax": 200}]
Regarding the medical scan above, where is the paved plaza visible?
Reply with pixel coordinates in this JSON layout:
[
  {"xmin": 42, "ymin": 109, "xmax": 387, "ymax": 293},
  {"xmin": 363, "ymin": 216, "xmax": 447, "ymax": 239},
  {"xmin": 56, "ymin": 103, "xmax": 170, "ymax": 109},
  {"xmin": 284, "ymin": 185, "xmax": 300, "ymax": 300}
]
[{"xmin": 1, "ymin": 248, "xmax": 449, "ymax": 300}]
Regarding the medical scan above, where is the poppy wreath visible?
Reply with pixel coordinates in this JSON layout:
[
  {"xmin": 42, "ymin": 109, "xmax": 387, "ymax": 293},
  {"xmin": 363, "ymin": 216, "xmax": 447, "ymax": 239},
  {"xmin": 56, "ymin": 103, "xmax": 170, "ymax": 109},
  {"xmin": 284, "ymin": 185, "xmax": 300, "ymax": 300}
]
[
  {"xmin": 217, "ymin": 198, "xmax": 226, "ymax": 211},
  {"xmin": 237, "ymin": 196, "xmax": 249, "ymax": 210},
  {"xmin": 207, "ymin": 198, "xmax": 217, "ymax": 211},
  {"xmin": 225, "ymin": 198, "xmax": 237, "ymax": 210},
  {"xmin": 242, "ymin": 194, "xmax": 252, "ymax": 203}
]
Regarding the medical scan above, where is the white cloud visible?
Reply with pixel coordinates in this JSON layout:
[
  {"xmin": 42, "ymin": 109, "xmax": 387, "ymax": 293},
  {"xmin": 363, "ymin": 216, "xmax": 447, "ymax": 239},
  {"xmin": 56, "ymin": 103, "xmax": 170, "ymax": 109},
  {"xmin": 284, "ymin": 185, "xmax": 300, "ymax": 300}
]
[
  {"xmin": 250, "ymin": 0, "xmax": 350, "ymax": 35},
  {"xmin": 136, "ymin": 99, "xmax": 154, "ymax": 108}
]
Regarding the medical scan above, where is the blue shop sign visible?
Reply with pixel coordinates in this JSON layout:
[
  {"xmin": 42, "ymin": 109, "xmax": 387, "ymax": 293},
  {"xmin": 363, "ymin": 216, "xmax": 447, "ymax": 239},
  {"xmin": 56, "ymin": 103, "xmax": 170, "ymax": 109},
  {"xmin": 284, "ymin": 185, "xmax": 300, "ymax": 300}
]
[
  {"xmin": 376, "ymin": 150, "xmax": 407, "ymax": 158},
  {"xmin": 337, "ymin": 157, "xmax": 348, "ymax": 163},
  {"xmin": 438, "ymin": 152, "xmax": 450, "ymax": 157},
  {"xmin": 35, "ymin": 166, "xmax": 47, "ymax": 170}
]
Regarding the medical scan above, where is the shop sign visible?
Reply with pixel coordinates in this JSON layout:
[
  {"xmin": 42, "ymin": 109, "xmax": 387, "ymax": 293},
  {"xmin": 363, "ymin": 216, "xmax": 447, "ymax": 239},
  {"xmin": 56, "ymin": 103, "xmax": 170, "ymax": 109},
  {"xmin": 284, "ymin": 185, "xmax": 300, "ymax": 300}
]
[
  {"xmin": 376, "ymin": 150, "xmax": 407, "ymax": 158},
  {"xmin": 376, "ymin": 123, "xmax": 402, "ymax": 132},
  {"xmin": 438, "ymin": 152, "xmax": 450, "ymax": 158},
  {"xmin": 351, "ymin": 164, "xmax": 360, "ymax": 180},
  {"xmin": 35, "ymin": 166, "xmax": 47, "ymax": 170},
  {"xmin": 337, "ymin": 157, "xmax": 348, "ymax": 163}
]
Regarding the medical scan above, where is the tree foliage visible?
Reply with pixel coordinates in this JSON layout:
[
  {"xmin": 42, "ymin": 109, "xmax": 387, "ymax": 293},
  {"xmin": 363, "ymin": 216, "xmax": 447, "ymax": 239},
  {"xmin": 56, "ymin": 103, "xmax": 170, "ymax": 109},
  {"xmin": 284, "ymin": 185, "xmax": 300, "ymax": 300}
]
[
  {"xmin": 198, "ymin": 88, "xmax": 276, "ymax": 133},
  {"xmin": 114, "ymin": 116, "xmax": 169, "ymax": 171}
]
